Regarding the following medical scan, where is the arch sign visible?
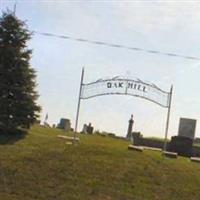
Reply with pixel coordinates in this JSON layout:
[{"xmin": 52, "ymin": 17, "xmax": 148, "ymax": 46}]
[
  {"xmin": 81, "ymin": 76, "xmax": 170, "ymax": 108},
  {"xmin": 74, "ymin": 68, "xmax": 173, "ymax": 151}
]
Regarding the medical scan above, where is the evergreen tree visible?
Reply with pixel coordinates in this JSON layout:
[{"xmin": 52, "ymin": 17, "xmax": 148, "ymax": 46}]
[{"xmin": 0, "ymin": 11, "xmax": 41, "ymax": 133}]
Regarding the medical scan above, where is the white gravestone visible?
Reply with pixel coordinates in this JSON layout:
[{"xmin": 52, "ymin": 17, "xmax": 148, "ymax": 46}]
[{"xmin": 178, "ymin": 118, "xmax": 196, "ymax": 140}]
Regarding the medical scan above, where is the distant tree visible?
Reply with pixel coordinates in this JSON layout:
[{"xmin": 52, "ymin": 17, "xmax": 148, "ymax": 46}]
[{"xmin": 0, "ymin": 11, "xmax": 41, "ymax": 133}]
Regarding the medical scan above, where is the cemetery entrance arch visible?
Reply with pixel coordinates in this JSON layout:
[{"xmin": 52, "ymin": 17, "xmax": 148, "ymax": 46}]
[{"xmin": 74, "ymin": 68, "xmax": 173, "ymax": 151}]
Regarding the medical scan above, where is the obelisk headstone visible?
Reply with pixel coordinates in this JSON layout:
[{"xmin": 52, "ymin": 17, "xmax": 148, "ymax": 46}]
[{"xmin": 126, "ymin": 114, "xmax": 134, "ymax": 140}]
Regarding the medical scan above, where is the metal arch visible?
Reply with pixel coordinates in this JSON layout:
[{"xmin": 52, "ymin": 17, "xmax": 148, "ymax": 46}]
[{"xmin": 82, "ymin": 77, "xmax": 169, "ymax": 94}]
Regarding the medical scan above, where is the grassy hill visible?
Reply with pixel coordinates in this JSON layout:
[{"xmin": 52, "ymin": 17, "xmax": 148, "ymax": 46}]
[{"xmin": 0, "ymin": 125, "xmax": 200, "ymax": 200}]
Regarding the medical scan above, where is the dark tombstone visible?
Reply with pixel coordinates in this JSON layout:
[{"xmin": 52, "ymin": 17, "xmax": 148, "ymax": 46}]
[
  {"xmin": 132, "ymin": 132, "xmax": 141, "ymax": 138},
  {"xmin": 132, "ymin": 132, "xmax": 142, "ymax": 146},
  {"xmin": 57, "ymin": 118, "xmax": 71, "ymax": 131},
  {"xmin": 86, "ymin": 123, "xmax": 94, "ymax": 134},
  {"xmin": 169, "ymin": 136, "xmax": 193, "ymax": 157},
  {"xmin": 126, "ymin": 114, "xmax": 134, "ymax": 140},
  {"xmin": 167, "ymin": 117, "xmax": 197, "ymax": 157},
  {"xmin": 108, "ymin": 133, "xmax": 116, "ymax": 137}
]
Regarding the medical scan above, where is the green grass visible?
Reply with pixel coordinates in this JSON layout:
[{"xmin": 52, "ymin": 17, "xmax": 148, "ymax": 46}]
[{"xmin": 0, "ymin": 125, "xmax": 200, "ymax": 200}]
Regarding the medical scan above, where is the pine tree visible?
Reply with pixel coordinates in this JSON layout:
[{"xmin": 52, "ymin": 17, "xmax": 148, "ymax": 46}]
[{"xmin": 0, "ymin": 11, "xmax": 41, "ymax": 133}]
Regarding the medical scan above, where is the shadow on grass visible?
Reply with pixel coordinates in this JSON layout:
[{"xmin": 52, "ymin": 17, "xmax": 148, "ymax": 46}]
[{"xmin": 0, "ymin": 129, "xmax": 27, "ymax": 145}]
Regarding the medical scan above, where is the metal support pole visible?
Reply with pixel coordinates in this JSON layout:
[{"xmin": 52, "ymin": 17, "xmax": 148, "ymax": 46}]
[
  {"xmin": 163, "ymin": 85, "xmax": 173, "ymax": 151},
  {"xmin": 74, "ymin": 67, "xmax": 84, "ymax": 143}
]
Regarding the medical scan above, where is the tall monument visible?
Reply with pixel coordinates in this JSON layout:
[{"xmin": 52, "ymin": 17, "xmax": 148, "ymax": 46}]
[{"xmin": 126, "ymin": 114, "xmax": 134, "ymax": 140}]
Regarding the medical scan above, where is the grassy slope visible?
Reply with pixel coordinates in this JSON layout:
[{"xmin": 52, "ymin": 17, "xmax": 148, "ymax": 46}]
[{"xmin": 0, "ymin": 125, "xmax": 200, "ymax": 200}]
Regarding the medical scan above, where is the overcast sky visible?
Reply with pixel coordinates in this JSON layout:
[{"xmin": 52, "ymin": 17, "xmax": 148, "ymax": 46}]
[{"xmin": 1, "ymin": 0, "xmax": 200, "ymax": 138}]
